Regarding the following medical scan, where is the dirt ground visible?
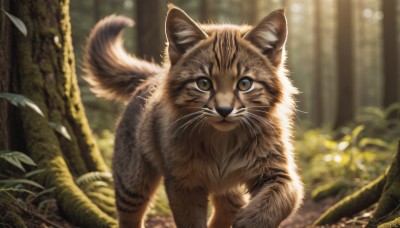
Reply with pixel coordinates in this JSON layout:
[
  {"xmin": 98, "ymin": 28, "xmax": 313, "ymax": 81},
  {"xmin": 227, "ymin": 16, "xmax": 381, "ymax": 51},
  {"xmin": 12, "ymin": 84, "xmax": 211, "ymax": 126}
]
[{"xmin": 145, "ymin": 196, "xmax": 339, "ymax": 228}]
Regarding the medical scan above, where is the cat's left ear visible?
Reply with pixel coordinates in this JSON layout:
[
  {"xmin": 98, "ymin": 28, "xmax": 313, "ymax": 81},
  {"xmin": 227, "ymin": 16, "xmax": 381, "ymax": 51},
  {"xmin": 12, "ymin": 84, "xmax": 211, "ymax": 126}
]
[
  {"xmin": 166, "ymin": 6, "xmax": 208, "ymax": 65},
  {"xmin": 243, "ymin": 9, "xmax": 287, "ymax": 67}
]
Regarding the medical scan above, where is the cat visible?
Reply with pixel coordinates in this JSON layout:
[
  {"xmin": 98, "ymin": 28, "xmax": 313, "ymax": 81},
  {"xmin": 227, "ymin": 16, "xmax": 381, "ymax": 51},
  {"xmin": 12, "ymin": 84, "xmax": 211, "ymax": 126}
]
[{"xmin": 84, "ymin": 5, "xmax": 303, "ymax": 228}]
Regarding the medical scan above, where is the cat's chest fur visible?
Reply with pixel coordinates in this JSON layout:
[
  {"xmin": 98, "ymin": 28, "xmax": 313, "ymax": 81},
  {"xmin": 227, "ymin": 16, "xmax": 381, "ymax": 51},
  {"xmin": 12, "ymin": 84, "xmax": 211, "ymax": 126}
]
[{"xmin": 165, "ymin": 126, "xmax": 259, "ymax": 193}]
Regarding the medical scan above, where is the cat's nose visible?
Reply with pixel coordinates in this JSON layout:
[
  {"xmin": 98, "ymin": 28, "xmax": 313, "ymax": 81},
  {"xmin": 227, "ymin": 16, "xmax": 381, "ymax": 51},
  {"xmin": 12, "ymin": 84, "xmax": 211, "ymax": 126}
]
[{"xmin": 216, "ymin": 107, "xmax": 233, "ymax": 118}]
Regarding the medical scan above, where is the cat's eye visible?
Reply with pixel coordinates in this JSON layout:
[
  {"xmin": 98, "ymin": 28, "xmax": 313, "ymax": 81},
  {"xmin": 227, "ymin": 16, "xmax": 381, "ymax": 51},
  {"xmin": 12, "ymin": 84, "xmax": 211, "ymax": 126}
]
[
  {"xmin": 196, "ymin": 77, "xmax": 212, "ymax": 91},
  {"xmin": 237, "ymin": 78, "xmax": 253, "ymax": 91}
]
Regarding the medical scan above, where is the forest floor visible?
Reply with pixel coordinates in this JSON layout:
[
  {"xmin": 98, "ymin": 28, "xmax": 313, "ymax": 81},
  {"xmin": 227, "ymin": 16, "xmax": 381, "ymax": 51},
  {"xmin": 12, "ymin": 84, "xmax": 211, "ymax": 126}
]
[
  {"xmin": 22, "ymin": 192, "xmax": 374, "ymax": 227},
  {"xmin": 144, "ymin": 195, "xmax": 340, "ymax": 228}
]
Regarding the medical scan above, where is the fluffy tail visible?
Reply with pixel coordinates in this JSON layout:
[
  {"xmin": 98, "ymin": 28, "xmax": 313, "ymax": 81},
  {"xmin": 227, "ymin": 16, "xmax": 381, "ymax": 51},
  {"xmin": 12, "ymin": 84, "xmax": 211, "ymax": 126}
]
[{"xmin": 84, "ymin": 15, "xmax": 162, "ymax": 102}]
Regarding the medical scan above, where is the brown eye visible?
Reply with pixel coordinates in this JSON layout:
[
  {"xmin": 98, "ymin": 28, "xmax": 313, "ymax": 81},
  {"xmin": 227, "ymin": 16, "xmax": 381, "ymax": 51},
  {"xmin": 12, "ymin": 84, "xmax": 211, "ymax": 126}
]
[
  {"xmin": 237, "ymin": 78, "xmax": 253, "ymax": 91},
  {"xmin": 196, "ymin": 77, "xmax": 212, "ymax": 91}
]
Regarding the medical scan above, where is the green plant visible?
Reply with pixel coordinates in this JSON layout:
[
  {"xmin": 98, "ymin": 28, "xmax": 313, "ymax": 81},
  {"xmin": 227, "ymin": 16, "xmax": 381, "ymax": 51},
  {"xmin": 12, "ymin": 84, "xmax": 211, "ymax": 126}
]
[
  {"xmin": 75, "ymin": 172, "xmax": 116, "ymax": 217},
  {"xmin": 296, "ymin": 105, "xmax": 396, "ymax": 196},
  {"xmin": 0, "ymin": 152, "xmax": 56, "ymax": 227}
]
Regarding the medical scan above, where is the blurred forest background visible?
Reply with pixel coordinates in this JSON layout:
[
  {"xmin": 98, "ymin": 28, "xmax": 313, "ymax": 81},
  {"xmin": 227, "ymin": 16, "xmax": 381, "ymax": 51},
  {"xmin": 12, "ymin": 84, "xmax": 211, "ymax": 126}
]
[{"xmin": 0, "ymin": 0, "xmax": 399, "ymax": 227}]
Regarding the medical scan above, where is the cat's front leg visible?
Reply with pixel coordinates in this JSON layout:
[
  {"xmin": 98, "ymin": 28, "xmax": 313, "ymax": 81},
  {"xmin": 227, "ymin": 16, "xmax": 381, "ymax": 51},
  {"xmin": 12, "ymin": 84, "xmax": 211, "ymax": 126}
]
[
  {"xmin": 233, "ymin": 168, "xmax": 303, "ymax": 228},
  {"xmin": 165, "ymin": 177, "xmax": 208, "ymax": 228}
]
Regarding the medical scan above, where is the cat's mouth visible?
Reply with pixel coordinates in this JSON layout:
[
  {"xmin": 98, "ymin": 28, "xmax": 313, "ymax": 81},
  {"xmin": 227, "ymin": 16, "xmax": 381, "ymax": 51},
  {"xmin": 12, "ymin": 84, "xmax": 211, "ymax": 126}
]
[{"xmin": 211, "ymin": 119, "xmax": 239, "ymax": 132}]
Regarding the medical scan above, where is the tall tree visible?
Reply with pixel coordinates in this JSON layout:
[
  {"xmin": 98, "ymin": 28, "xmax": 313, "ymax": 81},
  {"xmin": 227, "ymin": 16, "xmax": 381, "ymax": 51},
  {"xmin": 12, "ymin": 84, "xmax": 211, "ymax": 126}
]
[
  {"xmin": 382, "ymin": 0, "xmax": 399, "ymax": 108},
  {"xmin": 241, "ymin": 0, "xmax": 259, "ymax": 25},
  {"xmin": 0, "ymin": 0, "xmax": 116, "ymax": 226},
  {"xmin": 136, "ymin": 0, "xmax": 165, "ymax": 62},
  {"xmin": 334, "ymin": 0, "xmax": 355, "ymax": 128},
  {"xmin": 312, "ymin": 0, "xmax": 323, "ymax": 127},
  {"xmin": 199, "ymin": 0, "xmax": 211, "ymax": 22},
  {"xmin": 0, "ymin": 0, "xmax": 12, "ymax": 150}
]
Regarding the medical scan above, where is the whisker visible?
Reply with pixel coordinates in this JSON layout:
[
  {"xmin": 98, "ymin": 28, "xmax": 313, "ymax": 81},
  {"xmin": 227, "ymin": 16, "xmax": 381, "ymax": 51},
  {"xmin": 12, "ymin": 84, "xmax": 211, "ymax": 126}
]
[
  {"xmin": 246, "ymin": 116, "xmax": 266, "ymax": 141},
  {"xmin": 176, "ymin": 114, "xmax": 204, "ymax": 139},
  {"xmin": 168, "ymin": 111, "xmax": 202, "ymax": 128},
  {"xmin": 189, "ymin": 115, "xmax": 206, "ymax": 141},
  {"xmin": 241, "ymin": 117, "xmax": 257, "ymax": 137},
  {"xmin": 246, "ymin": 112, "xmax": 278, "ymax": 137}
]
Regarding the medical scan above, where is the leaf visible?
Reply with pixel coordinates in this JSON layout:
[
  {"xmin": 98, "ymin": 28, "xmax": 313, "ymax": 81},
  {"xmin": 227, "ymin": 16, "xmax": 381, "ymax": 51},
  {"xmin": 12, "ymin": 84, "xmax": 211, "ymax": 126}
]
[
  {"xmin": 0, "ymin": 151, "xmax": 36, "ymax": 171},
  {"xmin": 2, "ymin": 10, "xmax": 27, "ymax": 36},
  {"xmin": 48, "ymin": 122, "xmax": 71, "ymax": 140},
  {"xmin": 351, "ymin": 125, "xmax": 365, "ymax": 143},
  {"xmin": 0, "ymin": 187, "xmax": 36, "ymax": 196},
  {"xmin": 36, "ymin": 187, "xmax": 55, "ymax": 198},
  {"xmin": 0, "ymin": 179, "xmax": 44, "ymax": 189},
  {"xmin": 359, "ymin": 138, "xmax": 388, "ymax": 149},
  {"xmin": 0, "ymin": 93, "xmax": 44, "ymax": 116},
  {"xmin": 0, "ymin": 150, "xmax": 36, "ymax": 171},
  {"xmin": 384, "ymin": 103, "xmax": 400, "ymax": 118},
  {"xmin": 25, "ymin": 168, "xmax": 46, "ymax": 178}
]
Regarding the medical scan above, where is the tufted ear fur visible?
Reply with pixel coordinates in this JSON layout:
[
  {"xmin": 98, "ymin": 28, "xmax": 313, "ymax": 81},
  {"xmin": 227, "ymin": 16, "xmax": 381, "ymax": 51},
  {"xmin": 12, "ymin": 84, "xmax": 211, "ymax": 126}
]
[
  {"xmin": 243, "ymin": 9, "xmax": 287, "ymax": 67},
  {"xmin": 165, "ymin": 6, "xmax": 208, "ymax": 65}
]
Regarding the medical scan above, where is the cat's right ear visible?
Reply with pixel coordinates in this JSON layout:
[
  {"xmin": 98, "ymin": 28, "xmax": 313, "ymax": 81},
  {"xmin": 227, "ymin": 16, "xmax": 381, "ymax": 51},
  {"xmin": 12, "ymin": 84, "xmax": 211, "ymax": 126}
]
[{"xmin": 166, "ymin": 6, "xmax": 208, "ymax": 65}]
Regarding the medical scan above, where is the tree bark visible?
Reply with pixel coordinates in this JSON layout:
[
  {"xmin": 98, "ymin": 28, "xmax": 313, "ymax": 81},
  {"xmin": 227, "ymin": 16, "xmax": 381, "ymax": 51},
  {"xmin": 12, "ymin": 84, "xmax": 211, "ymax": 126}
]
[
  {"xmin": 382, "ymin": 0, "xmax": 399, "ymax": 108},
  {"xmin": 312, "ymin": 0, "xmax": 323, "ymax": 127},
  {"xmin": 0, "ymin": 0, "xmax": 12, "ymax": 149},
  {"xmin": 199, "ymin": 0, "xmax": 215, "ymax": 23},
  {"xmin": 135, "ymin": 0, "xmax": 165, "ymax": 63},
  {"xmin": 240, "ymin": 0, "xmax": 259, "ymax": 25},
  {"xmin": 368, "ymin": 141, "xmax": 400, "ymax": 227},
  {"xmin": 334, "ymin": 0, "xmax": 355, "ymax": 128},
  {"xmin": 1, "ymin": 0, "xmax": 116, "ymax": 226}
]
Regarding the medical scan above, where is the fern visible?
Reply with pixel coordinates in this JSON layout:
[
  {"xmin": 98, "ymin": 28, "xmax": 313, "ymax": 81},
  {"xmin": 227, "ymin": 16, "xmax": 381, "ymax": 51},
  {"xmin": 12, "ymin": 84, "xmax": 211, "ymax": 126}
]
[
  {"xmin": 75, "ymin": 172, "xmax": 113, "ymax": 188},
  {"xmin": 384, "ymin": 103, "xmax": 400, "ymax": 118},
  {"xmin": 0, "ymin": 179, "xmax": 44, "ymax": 189},
  {"xmin": 0, "ymin": 187, "xmax": 36, "ymax": 196}
]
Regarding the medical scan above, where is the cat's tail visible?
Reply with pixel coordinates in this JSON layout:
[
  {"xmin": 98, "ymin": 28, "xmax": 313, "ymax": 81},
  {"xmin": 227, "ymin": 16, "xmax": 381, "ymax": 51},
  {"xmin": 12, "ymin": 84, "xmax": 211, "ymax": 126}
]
[{"xmin": 84, "ymin": 15, "xmax": 162, "ymax": 102}]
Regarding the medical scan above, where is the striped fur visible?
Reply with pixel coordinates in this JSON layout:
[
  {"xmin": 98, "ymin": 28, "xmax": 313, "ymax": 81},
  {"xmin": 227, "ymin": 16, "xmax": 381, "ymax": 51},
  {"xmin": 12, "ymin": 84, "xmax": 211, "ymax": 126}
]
[
  {"xmin": 85, "ymin": 5, "xmax": 303, "ymax": 228},
  {"xmin": 84, "ymin": 15, "xmax": 162, "ymax": 102}
]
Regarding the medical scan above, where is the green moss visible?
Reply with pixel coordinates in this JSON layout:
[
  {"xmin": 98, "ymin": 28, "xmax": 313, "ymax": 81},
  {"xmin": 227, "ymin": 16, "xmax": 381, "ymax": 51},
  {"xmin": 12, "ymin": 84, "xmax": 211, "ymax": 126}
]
[
  {"xmin": 369, "ymin": 141, "xmax": 400, "ymax": 226},
  {"xmin": 59, "ymin": 0, "xmax": 108, "ymax": 173},
  {"xmin": 311, "ymin": 179, "xmax": 351, "ymax": 202},
  {"xmin": 313, "ymin": 174, "xmax": 387, "ymax": 226},
  {"xmin": 379, "ymin": 217, "xmax": 400, "ymax": 228},
  {"xmin": 14, "ymin": 0, "xmax": 117, "ymax": 227}
]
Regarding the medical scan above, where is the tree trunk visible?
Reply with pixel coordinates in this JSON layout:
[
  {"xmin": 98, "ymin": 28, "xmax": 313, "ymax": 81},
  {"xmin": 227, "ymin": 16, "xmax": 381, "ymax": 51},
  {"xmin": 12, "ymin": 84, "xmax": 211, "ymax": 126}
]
[
  {"xmin": 135, "ymin": 0, "xmax": 165, "ymax": 63},
  {"xmin": 0, "ymin": 0, "xmax": 12, "ymax": 150},
  {"xmin": 368, "ymin": 141, "xmax": 400, "ymax": 227},
  {"xmin": 312, "ymin": 0, "xmax": 323, "ymax": 127},
  {"xmin": 1, "ymin": 0, "xmax": 116, "ymax": 226},
  {"xmin": 241, "ymin": 0, "xmax": 259, "ymax": 25},
  {"xmin": 334, "ymin": 0, "xmax": 355, "ymax": 128},
  {"xmin": 199, "ymin": 0, "xmax": 215, "ymax": 23},
  {"xmin": 382, "ymin": 0, "xmax": 399, "ymax": 108}
]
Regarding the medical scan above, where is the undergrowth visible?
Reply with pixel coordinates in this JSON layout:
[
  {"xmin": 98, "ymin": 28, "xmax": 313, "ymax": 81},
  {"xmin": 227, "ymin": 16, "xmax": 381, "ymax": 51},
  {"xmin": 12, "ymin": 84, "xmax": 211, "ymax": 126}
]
[{"xmin": 296, "ymin": 104, "xmax": 400, "ymax": 200}]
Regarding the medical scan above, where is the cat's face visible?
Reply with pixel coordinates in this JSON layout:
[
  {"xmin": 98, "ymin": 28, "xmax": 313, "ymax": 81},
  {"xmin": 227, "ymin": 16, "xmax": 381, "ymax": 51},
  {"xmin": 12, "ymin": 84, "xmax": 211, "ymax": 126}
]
[{"xmin": 166, "ymin": 7, "xmax": 287, "ymax": 132}]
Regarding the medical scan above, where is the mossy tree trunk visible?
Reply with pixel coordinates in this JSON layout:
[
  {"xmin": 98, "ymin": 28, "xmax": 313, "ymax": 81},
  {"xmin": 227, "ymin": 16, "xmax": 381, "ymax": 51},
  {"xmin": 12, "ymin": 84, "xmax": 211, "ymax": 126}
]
[
  {"xmin": 314, "ymin": 141, "xmax": 400, "ymax": 227},
  {"xmin": 1, "ymin": 0, "xmax": 116, "ymax": 227}
]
